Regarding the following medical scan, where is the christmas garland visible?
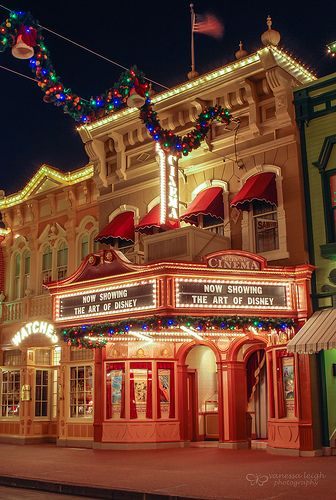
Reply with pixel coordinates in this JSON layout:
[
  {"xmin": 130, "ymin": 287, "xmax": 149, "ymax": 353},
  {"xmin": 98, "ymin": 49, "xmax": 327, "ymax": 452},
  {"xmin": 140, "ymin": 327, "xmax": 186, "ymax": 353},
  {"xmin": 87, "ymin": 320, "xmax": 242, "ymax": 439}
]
[
  {"xmin": 0, "ymin": 10, "xmax": 233, "ymax": 156},
  {"xmin": 0, "ymin": 11, "xmax": 148, "ymax": 123},
  {"xmin": 62, "ymin": 316, "xmax": 295, "ymax": 349},
  {"xmin": 140, "ymin": 101, "xmax": 232, "ymax": 157}
]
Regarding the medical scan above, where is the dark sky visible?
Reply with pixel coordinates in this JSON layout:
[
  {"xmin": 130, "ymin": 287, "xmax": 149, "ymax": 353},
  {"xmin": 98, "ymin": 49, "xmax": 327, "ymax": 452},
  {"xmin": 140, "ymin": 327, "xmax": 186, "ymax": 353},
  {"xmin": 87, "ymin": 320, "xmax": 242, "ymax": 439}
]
[{"xmin": 0, "ymin": 0, "xmax": 335, "ymax": 195}]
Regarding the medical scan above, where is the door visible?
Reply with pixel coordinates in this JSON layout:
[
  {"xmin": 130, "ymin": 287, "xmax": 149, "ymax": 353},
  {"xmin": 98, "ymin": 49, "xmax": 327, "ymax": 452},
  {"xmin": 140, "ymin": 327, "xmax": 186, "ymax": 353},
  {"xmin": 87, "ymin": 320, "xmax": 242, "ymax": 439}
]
[{"xmin": 186, "ymin": 371, "xmax": 198, "ymax": 441}]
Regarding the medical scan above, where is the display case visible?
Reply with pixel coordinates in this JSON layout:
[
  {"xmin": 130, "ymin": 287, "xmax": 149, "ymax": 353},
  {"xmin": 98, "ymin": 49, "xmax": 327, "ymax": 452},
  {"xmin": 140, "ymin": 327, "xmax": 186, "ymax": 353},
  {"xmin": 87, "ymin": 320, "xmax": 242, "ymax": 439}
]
[{"xmin": 204, "ymin": 395, "xmax": 219, "ymax": 440}]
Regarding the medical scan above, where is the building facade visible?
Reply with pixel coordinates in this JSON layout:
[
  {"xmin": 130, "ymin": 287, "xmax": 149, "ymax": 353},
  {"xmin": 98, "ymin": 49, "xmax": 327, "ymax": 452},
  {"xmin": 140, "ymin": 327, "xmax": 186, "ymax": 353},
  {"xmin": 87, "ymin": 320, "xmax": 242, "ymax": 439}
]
[
  {"xmin": 291, "ymin": 74, "xmax": 336, "ymax": 453},
  {"xmin": 0, "ymin": 41, "xmax": 323, "ymax": 454}
]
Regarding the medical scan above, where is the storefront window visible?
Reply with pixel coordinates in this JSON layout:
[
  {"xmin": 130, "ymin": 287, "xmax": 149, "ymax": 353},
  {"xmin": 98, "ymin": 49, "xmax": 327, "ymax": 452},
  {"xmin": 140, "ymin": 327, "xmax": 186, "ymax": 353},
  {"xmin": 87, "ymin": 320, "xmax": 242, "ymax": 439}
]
[
  {"xmin": 1, "ymin": 370, "xmax": 20, "ymax": 417},
  {"xmin": 157, "ymin": 362, "xmax": 175, "ymax": 419},
  {"xmin": 35, "ymin": 370, "xmax": 48, "ymax": 417},
  {"xmin": 70, "ymin": 365, "xmax": 93, "ymax": 418},
  {"xmin": 51, "ymin": 369, "xmax": 58, "ymax": 419},
  {"xmin": 130, "ymin": 362, "xmax": 152, "ymax": 419},
  {"xmin": 253, "ymin": 203, "xmax": 279, "ymax": 253},
  {"xmin": 106, "ymin": 363, "xmax": 125, "ymax": 419}
]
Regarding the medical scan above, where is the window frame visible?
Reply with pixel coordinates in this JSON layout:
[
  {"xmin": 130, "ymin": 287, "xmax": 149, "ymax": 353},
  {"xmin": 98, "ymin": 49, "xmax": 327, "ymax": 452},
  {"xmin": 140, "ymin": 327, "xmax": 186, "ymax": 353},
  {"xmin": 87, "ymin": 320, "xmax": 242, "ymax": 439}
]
[
  {"xmin": 68, "ymin": 364, "xmax": 94, "ymax": 420},
  {"xmin": 0, "ymin": 369, "xmax": 21, "ymax": 419}
]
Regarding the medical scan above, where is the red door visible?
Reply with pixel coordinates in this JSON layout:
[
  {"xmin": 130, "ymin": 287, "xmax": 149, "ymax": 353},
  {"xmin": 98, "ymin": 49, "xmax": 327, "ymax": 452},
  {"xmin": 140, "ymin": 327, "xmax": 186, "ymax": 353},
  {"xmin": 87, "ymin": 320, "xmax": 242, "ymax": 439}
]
[{"xmin": 186, "ymin": 371, "xmax": 198, "ymax": 441}]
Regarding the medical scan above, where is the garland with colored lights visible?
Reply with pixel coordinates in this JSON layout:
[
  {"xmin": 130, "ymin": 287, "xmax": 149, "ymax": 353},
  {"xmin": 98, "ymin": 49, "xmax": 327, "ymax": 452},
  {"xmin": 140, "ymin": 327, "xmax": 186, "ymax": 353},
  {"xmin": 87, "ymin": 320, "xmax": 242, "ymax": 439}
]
[
  {"xmin": 0, "ymin": 9, "xmax": 233, "ymax": 153},
  {"xmin": 62, "ymin": 316, "xmax": 295, "ymax": 349},
  {"xmin": 140, "ymin": 101, "xmax": 232, "ymax": 157},
  {"xmin": 0, "ymin": 11, "xmax": 148, "ymax": 123}
]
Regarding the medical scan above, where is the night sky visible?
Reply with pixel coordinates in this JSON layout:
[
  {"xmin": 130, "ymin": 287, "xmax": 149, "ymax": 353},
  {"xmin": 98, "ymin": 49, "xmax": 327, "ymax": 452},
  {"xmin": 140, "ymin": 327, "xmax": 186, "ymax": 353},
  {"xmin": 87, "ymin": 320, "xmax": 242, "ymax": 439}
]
[{"xmin": 0, "ymin": 0, "xmax": 335, "ymax": 195}]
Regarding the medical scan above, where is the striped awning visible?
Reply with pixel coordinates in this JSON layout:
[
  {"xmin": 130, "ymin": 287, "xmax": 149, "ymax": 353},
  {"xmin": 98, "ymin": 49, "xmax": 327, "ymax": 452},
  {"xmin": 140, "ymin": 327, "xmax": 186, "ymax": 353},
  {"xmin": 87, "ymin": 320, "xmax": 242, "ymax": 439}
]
[{"xmin": 287, "ymin": 309, "xmax": 336, "ymax": 354}]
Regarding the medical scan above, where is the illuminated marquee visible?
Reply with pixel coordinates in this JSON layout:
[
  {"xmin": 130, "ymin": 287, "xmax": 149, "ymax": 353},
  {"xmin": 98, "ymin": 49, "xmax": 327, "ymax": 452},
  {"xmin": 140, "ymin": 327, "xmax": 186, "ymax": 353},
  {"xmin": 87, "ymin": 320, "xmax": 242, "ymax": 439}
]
[
  {"xmin": 12, "ymin": 321, "xmax": 58, "ymax": 346},
  {"xmin": 157, "ymin": 143, "xmax": 179, "ymax": 225},
  {"xmin": 55, "ymin": 279, "xmax": 157, "ymax": 322},
  {"xmin": 175, "ymin": 278, "xmax": 291, "ymax": 310}
]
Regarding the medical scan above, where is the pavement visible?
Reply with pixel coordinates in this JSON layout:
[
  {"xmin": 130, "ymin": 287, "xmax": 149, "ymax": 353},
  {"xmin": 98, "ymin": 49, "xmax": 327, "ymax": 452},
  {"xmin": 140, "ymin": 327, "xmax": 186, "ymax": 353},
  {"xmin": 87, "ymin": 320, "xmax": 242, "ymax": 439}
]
[{"xmin": 0, "ymin": 443, "xmax": 335, "ymax": 500}]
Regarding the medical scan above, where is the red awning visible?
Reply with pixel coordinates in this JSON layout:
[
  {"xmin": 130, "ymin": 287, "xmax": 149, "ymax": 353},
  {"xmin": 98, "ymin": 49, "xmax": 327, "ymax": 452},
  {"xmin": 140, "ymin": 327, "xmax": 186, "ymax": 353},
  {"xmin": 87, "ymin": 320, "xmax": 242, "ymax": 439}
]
[
  {"xmin": 230, "ymin": 172, "xmax": 277, "ymax": 209},
  {"xmin": 95, "ymin": 211, "xmax": 134, "ymax": 244},
  {"xmin": 180, "ymin": 187, "xmax": 224, "ymax": 225},
  {"xmin": 135, "ymin": 204, "xmax": 179, "ymax": 234}
]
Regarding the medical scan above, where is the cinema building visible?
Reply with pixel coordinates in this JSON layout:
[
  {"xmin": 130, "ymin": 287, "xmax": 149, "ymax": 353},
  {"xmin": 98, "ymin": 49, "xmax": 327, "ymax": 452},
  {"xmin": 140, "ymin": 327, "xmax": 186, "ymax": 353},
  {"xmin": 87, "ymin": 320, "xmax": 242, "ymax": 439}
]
[{"xmin": 0, "ymin": 24, "xmax": 324, "ymax": 454}]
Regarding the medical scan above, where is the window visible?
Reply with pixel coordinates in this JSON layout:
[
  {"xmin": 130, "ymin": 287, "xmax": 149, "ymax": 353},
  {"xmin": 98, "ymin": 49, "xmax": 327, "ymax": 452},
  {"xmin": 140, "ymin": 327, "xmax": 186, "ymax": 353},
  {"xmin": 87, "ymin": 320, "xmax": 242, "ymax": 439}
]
[
  {"xmin": 51, "ymin": 369, "xmax": 58, "ymax": 419},
  {"xmin": 13, "ymin": 253, "xmax": 21, "ymax": 299},
  {"xmin": 23, "ymin": 251, "xmax": 30, "ymax": 294},
  {"xmin": 1, "ymin": 370, "xmax": 20, "ymax": 417},
  {"xmin": 253, "ymin": 203, "xmax": 279, "ymax": 253},
  {"xmin": 199, "ymin": 215, "xmax": 224, "ymax": 236},
  {"xmin": 70, "ymin": 365, "xmax": 93, "ymax": 418},
  {"xmin": 3, "ymin": 350, "xmax": 22, "ymax": 366},
  {"xmin": 42, "ymin": 246, "xmax": 52, "ymax": 287},
  {"xmin": 80, "ymin": 234, "xmax": 89, "ymax": 261},
  {"xmin": 328, "ymin": 173, "xmax": 336, "ymax": 241},
  {"xmin": 35, "ymin": 349, "xmax": 51, "ymax": 365},
  {"xmin": 35, "ymin": 370, "xmax": 48, "ymax": 417},
  {"xmin": 57, "ymin": 242, "xmax": 68, "ymax": 280}
]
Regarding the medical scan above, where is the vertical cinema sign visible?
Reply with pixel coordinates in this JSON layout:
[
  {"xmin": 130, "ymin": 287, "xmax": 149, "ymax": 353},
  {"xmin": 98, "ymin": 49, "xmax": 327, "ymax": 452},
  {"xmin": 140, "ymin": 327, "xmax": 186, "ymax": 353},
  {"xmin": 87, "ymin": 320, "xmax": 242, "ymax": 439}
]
[{"xmin": 157, "ymin": 143, "xmax": 179, "ymax": 225}]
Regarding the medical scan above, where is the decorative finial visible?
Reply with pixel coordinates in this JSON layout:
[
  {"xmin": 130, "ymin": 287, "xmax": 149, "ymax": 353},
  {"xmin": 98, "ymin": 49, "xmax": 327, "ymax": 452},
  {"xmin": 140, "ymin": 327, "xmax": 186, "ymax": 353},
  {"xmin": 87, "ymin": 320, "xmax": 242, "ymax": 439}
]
[
  {"xmin": 266, "ymin": 15, "xmax": 272, "ymax": 30},
  {"xmin": 235, "ymin": 41, "xmax": 248, "ymax": 60},
  {"xmin": 261, "ymin": 15, "xmax": 281, "ymax": 47}
]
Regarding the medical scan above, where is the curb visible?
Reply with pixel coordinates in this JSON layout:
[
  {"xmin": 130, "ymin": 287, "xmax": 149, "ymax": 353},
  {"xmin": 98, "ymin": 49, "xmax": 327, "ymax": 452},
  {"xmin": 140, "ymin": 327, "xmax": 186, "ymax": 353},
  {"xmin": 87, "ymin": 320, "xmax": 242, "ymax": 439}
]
[{"xmin": 0, "ymin": 475, "xmax": 197, "ymax": 500}]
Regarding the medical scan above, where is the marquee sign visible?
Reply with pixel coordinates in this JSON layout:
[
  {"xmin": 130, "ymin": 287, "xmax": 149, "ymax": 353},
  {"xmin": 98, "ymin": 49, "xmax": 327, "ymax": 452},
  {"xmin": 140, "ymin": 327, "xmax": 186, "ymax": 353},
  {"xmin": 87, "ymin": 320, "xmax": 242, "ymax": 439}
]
[
  {"xmin": 175, "ymin": 278, "xmax": 291, "ymax": 310},
  {"xmin": 206, "ymin": 253, "xmax": 261, "ymax": 271},
  {"xmin": 12, "ymin": 321, "xmax": 58, "ymax": 346},
  {"xmin": 55, "ymin": 279, "xmax": 157, "ymax": 322}
]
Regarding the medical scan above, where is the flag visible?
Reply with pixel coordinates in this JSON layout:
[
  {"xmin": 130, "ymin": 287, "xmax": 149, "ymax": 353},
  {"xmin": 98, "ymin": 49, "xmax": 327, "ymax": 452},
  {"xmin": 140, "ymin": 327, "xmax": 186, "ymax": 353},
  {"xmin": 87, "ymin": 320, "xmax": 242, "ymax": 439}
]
[{"xmin": 193, "ymin": 13, "xmax": 224, "ymax": 39}]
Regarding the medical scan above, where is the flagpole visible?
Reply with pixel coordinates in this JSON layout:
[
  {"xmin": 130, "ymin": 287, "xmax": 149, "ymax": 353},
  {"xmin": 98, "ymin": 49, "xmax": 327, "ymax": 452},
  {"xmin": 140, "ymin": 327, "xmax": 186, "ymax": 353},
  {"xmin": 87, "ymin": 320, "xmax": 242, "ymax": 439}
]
[{"xmin": 188, "ymin": 3, "xmax": 199, "ymax": 80}]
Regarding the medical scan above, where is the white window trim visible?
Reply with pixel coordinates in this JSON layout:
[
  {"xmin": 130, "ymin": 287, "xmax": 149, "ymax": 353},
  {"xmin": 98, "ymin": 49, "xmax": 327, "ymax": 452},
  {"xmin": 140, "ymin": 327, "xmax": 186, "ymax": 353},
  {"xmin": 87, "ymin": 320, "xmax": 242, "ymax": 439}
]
[
  {"xmin": 75, "ymin": 216, "xmax": 98, "ymax": 266},
  {"xmin": 67, "ymin": 363, "xmax": 94, "ymax": 422},
  {"xmin": 240, "ymin": 165, "xmax": 289, "ymax": 261}
]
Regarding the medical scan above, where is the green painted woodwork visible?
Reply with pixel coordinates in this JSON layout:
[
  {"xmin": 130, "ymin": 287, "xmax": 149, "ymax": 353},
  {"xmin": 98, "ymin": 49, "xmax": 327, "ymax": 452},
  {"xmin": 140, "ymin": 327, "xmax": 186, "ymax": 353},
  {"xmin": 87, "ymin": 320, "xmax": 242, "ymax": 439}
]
[{"xmin": 322, "ymin": 350, "xmax": 336, "ymax": 442}]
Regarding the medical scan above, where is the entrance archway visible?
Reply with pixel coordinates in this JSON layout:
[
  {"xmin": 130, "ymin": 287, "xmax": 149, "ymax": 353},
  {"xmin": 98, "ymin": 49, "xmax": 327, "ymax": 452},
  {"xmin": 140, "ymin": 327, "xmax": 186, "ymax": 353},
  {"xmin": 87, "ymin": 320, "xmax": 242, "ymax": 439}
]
[
  {"xmin": 246, "ymin": 349, "xmax": 267, "ymax": 441},
  {"xmin": 184, "ymin": 345, "xmax": 219, "ymax": 442}
]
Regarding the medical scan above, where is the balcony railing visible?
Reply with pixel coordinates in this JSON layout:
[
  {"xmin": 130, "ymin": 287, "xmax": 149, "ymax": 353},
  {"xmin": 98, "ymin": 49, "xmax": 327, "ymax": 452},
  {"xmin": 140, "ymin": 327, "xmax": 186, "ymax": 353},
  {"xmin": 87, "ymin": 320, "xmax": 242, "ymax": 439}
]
[{"xmin": 1, "ymin": 294, "xmax": 52, "ymax": 323}]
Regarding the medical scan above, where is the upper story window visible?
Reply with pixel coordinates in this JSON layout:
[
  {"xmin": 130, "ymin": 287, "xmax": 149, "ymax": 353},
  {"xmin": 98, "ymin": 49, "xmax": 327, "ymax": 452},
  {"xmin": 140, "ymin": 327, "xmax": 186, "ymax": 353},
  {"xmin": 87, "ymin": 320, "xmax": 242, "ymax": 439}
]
[
  {"xmin": 80, "ymin": 234, "xmax": 89, "ymax": 261},
  {"xmin": 180, "ymin": 185, "xmax": 226, "ymax": 237},
  {"xmin": 230, "ymin": 170, "xmax": 287, "ymax": 259},
  {"xmin": 23, "ymin": 251, "xmax": 30, "ymax": 294},
  {"xmin": 95, "ymin": 211, "xmax": 135, "ymax": 253},
  {"xmin": 328, "ymin": 173, "xmax": 336, "ymax": 241},
  {"xmin": 42, "ymin": 245, "xmax": 52, "ymax": 286},
  {"xmin": 253, "ymin": 202, "xmax": 279, "ymax": 253},
  {"xmin": 13, "ymin": 253, "xmax": 21, "ymax": 300},
  {"xmin": 56, "ymin": 242, "xmax": 68, "ymax": 280}
]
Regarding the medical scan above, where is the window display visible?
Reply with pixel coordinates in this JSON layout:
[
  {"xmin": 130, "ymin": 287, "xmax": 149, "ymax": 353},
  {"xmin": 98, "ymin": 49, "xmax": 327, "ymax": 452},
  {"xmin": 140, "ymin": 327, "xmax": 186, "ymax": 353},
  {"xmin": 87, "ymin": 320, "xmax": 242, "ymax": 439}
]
[
  {"xmin": 106, "ymin": 363, "xmax": 125, "ymax": 419},
  {"xmin": 1, "ymin": 370, "xmax": 20, "ymax": 417},
  {"xmin": 130, "ymin": 363, "xmax": 152, "ymax": 419},
  {"xmin": 70, "ymin": 365, "xmax": 93, "ymax": 418}
]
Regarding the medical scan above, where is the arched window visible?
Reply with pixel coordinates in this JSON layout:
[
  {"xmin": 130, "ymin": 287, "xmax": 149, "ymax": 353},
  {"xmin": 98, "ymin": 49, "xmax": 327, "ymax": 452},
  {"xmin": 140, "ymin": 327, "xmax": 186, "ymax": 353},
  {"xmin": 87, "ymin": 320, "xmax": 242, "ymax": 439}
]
[
  {"xmin": 23, "ymin": 250, "xmax": 31, "ymax": 295},
  {"xmin": 13, "ymin": 253, "xmax": 21, "ymax": 300},
  {"xmin": 56, "ymin": 242, "xmax": 68, "ymax": 280},
  {"xmin": 80, "ymin": 234, "xmax": 89, "ymax": 261},
  {"xmin": 41, "ymin": 245, "xmax": 52, "ymax": 286},
  {"xmin": 231, "ymin": 166, "xmax": 288, "ymax": 260},
  {"xmin": 180, "ymin": 181, "xmax": 229, "ymax": 238}
]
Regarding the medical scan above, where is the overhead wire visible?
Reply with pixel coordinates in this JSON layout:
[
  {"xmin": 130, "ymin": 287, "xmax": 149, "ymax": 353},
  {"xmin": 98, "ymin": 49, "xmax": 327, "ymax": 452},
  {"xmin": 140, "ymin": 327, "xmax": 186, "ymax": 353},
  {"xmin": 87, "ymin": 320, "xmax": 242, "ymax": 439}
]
[{"xmin": 0, "ymin": 2, "xmax": 169, "ymax": 90}]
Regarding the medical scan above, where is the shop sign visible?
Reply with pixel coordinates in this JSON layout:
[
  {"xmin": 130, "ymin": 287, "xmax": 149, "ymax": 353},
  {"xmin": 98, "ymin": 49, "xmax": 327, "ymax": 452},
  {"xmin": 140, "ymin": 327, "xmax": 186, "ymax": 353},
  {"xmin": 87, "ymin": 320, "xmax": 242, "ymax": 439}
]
[
  {"xmin": 157, "ymin": 143, "xmax": 179, "ymax": 224},
  {"xmin": 12, "ymin": 321, "xmax": 58, "ymax": 346},
  {"xmin": 207, "ymin": 253, "xmax": 261, "ymax": 271},
  {"xmin": 175, "ymin": 278, "xmax": 290, "ymax": 310},
  {"xmin": 55, "ymin": 279, "xmax": 157, "ymax": 321}
]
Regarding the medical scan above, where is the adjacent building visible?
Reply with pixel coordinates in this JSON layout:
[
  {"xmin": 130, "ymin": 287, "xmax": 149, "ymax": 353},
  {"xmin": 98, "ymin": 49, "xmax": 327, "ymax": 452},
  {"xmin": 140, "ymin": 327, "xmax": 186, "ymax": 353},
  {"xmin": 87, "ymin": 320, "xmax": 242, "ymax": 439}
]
[{"xmin": 0, "ymin": 24, "xmax": 324, "ymax": 454}]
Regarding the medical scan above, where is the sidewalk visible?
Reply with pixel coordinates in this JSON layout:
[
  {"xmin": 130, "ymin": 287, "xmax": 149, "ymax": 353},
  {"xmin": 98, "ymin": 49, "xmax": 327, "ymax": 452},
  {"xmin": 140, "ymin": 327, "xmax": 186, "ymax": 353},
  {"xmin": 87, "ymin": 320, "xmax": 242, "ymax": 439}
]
[{"xmin": 0, "ymin": 443, "xmax": 335, "ymax": 499}]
